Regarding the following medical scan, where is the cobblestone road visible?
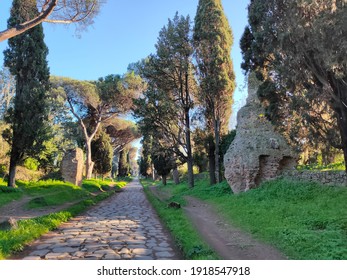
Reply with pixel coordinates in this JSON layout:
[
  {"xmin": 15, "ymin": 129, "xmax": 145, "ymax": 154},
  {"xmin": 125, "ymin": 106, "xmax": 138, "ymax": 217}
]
[{"xmin": 19, "ymin": 179, "xmax": 180, "ymax": 260}]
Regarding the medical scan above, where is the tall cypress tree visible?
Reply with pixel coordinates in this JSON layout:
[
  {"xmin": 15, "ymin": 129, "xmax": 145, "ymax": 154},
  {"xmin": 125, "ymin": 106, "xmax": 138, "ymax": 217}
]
[
  {"xmin": 4, "ymin": 0, "xmax": 50, "ymax": 187},
  {"xmin": 194, "ymin": 0, "xmax": 235, "ymax": 184}
]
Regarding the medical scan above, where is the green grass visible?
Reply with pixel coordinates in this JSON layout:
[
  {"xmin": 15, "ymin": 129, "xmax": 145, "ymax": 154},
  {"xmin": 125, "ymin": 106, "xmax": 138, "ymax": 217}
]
[
  {"xmin": 297, "ymin": 161, "xmax": 345, "ymax": 171},
  {"xmin": 0, "ymin": 179, "xmax": 23, "ymax": 206},
  {"xmin": 141, "ymin": 179, "xmax": 219, "ymax": 260},
  {"xmin": 0, "ymin": 178, "xmax": 127, "ymax": 259},
  {"xmin": 82, "ymin": 179, "xmax": 127, "ymax": 192},
  {"xmin": 143, "ymin": 176, "xmax": 347, "ymax": 260}
]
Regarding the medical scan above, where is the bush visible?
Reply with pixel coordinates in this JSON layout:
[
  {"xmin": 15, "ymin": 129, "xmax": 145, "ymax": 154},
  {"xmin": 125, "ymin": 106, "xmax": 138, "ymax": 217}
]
[
  {"xmin": 0, "ymin": 164, "xmax": 7, "ymax": 177},
  {"xmin": 178, "ymin": 164, "xmax": 199, "ymax": 178},
  {"xmin": 23, "ymin": 158, "xmax": 40, "ymax": 171}
]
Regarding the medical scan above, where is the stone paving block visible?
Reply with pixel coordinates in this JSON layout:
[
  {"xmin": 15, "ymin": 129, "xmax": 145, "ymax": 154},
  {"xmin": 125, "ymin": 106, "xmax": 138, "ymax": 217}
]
[
  {"xmin": 52, "ymin": 247, "xmax": 76, "ymax": 253},
  {"xmin": 132, "ymin": 248, "xmax": 152, "ymax": 256},
  {"xmin": 127, "ymin": 244, "xmax": 147, "ymax": 249},
  {"xmin": 45, "ymin": 252, "xmax": 71, "ymax": 260},
  {"xmin": 121, "ymin": 254, "xmax": 132, "ymax": 260},
  {"xmin": 73, "ymin": 251, "xmax": 86, "ymax": 258},
  {"xmin": 118, "ymin": 248, "xmax": 130, "ymax": 254},
  {"xmin": 35, "ymin": 243, "xmax": 51, "ymax": 250},
  {"xmin": 153, "ymin": 247, "xmax": 172, "ymax": 252},
  {"xmin": 29, "ymin": 250, "xmax": 50, "ymax": 257},
  {"xmin": 94, "ymin": 249, "xmax": 115, "ymax": 255},
  {"xmin": 155, "ymin": 251, "xmax": 175, "ymax": 258},
  {"xmin": 103, "ymin": 253, "xmax": 121, "ymax": 260},
  {"xmin": 127, "ymin": 240, "xmax": 146, "ymax": 245},
  {"xmin": 23, "ymin": 256, "xmax": 42, "ymax": 260}
]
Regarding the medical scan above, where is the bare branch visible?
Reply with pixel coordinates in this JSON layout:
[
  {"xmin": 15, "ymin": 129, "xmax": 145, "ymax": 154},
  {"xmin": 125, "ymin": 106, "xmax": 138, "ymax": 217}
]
[{"xmin": 0, "ymin": 0, "xmax": 102, "ymax": 42}]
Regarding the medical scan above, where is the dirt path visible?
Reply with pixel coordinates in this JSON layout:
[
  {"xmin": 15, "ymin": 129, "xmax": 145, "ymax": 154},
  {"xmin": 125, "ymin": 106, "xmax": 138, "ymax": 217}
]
[
  {"xmin": 147, "ymin": 185, "xmax": 286, "ymax": 260},
  {"xmin": 183, "ymin": 196, "xmax": 286, "ymax": 260},
  {"xmin": 0, "ymin": 195, "xmax": 77, "ymax": 225}
]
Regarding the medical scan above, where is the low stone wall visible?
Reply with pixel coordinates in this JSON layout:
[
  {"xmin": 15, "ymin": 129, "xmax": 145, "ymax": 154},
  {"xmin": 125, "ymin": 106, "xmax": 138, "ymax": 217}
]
[{"xmin": 282, "ymin": 170, "xmax": 347, "ymax": 187}]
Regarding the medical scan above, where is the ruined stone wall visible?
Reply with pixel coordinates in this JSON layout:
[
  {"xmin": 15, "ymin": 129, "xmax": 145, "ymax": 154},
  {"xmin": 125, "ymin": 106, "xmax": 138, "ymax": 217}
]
[
  {"xmin": 282, "ymin": 170, "xmax": 347, "ymax": 187},
  {"xmin": 61, "ymin": 148, "xmax": 84, "ymax": 186},
  {"xmin": 223, "ymin": 73, "xmax": 297, "ymax": 193}
]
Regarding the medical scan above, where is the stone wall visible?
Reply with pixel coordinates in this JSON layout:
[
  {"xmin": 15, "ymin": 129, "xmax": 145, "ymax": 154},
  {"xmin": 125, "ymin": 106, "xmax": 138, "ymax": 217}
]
[
  {"xmin": 61, "ymin": 148, "xmax": 84, "ymax": 186},
  {"xmin": 282, "ymin": 170, "xmax": 347, "ymax": 187}
]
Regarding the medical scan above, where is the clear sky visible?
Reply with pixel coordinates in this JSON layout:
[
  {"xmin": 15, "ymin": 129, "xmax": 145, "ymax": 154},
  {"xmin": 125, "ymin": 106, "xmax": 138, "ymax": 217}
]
[{"xmin": 0, "ymin": 0, "xmax": 250, "ymax": 129}]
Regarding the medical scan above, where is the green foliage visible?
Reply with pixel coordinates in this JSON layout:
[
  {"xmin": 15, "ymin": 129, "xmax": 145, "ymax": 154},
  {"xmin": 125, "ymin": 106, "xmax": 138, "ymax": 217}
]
[
  {"xmin": 82, "ymin": 178, "xmax": 125, "ymax": 192},
  {"xmin": 91, "ymin": 130, "xmax": 113, "ymax": 176},
  {"xmin": 0, "ymin": 164, "xmax": 7, "ymax": 177},
  {"xmin": 297, "ymin": 162, "xmax": 346, "ymax": 172},
  {"xmin": 177, "ymin": 164, "xmax": 200, "ymax": 178},
  {"xmin": 220, "ymin": 130, "xmax": 236, "ymax": 156},
  {"xmin": 194, "ymin": 0, "xmax": 235, "ymax": 129},
  {"xmin": 193, "ymin": 0, "xmax": 236, "ymax": 183},
  {"xmin": 118, "ymin": 149, "xmax": 130, "ymax": 177},
  {"xmin": 50, "ymin": 72, "xmax": 144, "ymax": 179},
  {"xmin": 23, "ymin": 158, "xmax": 39, "ymax": 171},
  {"xmin": 133, "ymin": 13, "xmax": 196, "ymax": 186},
  {"xmin": 152, "ymin": 150, "xmax": 175, "ymax": 178}
]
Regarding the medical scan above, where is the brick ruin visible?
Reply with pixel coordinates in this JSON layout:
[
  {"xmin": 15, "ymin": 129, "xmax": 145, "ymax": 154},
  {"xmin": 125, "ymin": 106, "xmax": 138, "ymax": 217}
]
[{"xmin": 223, "ymin": 73, "xmax": 297, "ymax": 193}]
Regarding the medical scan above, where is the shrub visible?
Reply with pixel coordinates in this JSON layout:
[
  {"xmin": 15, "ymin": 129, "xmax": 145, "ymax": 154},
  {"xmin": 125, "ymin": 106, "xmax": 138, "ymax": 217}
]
[{"xmin": 23, "ymin": 158, "xmax": 40, "ymax": 171}]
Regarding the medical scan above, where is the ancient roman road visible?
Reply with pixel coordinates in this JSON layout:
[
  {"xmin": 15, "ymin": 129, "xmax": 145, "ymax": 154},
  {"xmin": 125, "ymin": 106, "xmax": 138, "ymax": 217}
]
[{"xmin": 16, "ymin": 179, "xmax": 180, "ymax": 260}]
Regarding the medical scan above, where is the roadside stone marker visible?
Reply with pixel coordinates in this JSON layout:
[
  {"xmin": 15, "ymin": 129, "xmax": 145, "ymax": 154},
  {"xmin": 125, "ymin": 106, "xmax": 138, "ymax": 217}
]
[{"xmin": 61, "ymin": 148, "xmax": 84, "ymax": 186}]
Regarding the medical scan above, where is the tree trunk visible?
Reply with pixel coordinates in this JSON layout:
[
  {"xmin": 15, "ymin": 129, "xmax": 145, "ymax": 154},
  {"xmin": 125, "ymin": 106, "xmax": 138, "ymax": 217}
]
[
  {"xmin": 8, "ymin": 157, "xmax": 17, "ymax": 187},
  {"xmin": 7, "ymin": 144, "xmax": 21, "ymax": 187},
  {"xmin": 185, "ymin": 109, "xmax": 194, "ymax": 188},
  {"xmin": 85, "ymin": 138, "xmax": 94, "ymax": 179},
  {"xmin": 172, "ymin": 166, "xmax": 180, "ymax": 184},
  {"xmin": 336, "ymin": 105, "xmax": 347, "ymax": 174},
  {"xmin": 162, "ymin": 174, "xmax": 167, "ymax": 186},
  {"xmin": 208, "ymin": 137, "xmax": 216, "ymax": 185},
  {"xmin": 152, "ymin": 164, "xmax": 156, "ymax": 180},
  {"xmin": 214, "ymin": 118, "xmax": 221, "ymax": 183}
]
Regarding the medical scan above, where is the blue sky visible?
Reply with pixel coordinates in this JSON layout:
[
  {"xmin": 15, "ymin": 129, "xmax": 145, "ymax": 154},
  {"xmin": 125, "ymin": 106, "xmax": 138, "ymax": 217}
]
[{"xmin": 0, "ymin": 0, "xmax": 250, "ymax": 129}]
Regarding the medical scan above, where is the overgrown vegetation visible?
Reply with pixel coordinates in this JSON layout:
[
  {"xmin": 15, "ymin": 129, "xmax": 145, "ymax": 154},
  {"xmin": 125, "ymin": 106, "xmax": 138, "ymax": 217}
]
[
  {"xmin": 143, "ymin": 176, "xmax": 347, "ymax": 260},
  {"xmin": 0, "ymin": 178, "xmax": 127, "ymax": 259},
  {"xmin": 297, "ymin": 161, "xmax": 346, "ymax": 172}
]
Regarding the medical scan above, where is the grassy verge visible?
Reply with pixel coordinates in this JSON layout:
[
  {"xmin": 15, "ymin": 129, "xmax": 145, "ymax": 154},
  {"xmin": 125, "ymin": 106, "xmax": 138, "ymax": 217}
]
[
  {"xmin": 0, "ymin": 178, "xmax": 127, "ymax": 259},
  {"xmin": 141, "ymin": 179, "xmax": 219, "ymax": 260},
  {"xmin": 143, "ymin": 176, "xmax": 347, "ymax": 260},
  {"xmin": 0, "ymin": 185, "xmax": 23, "ymax": 206}
]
